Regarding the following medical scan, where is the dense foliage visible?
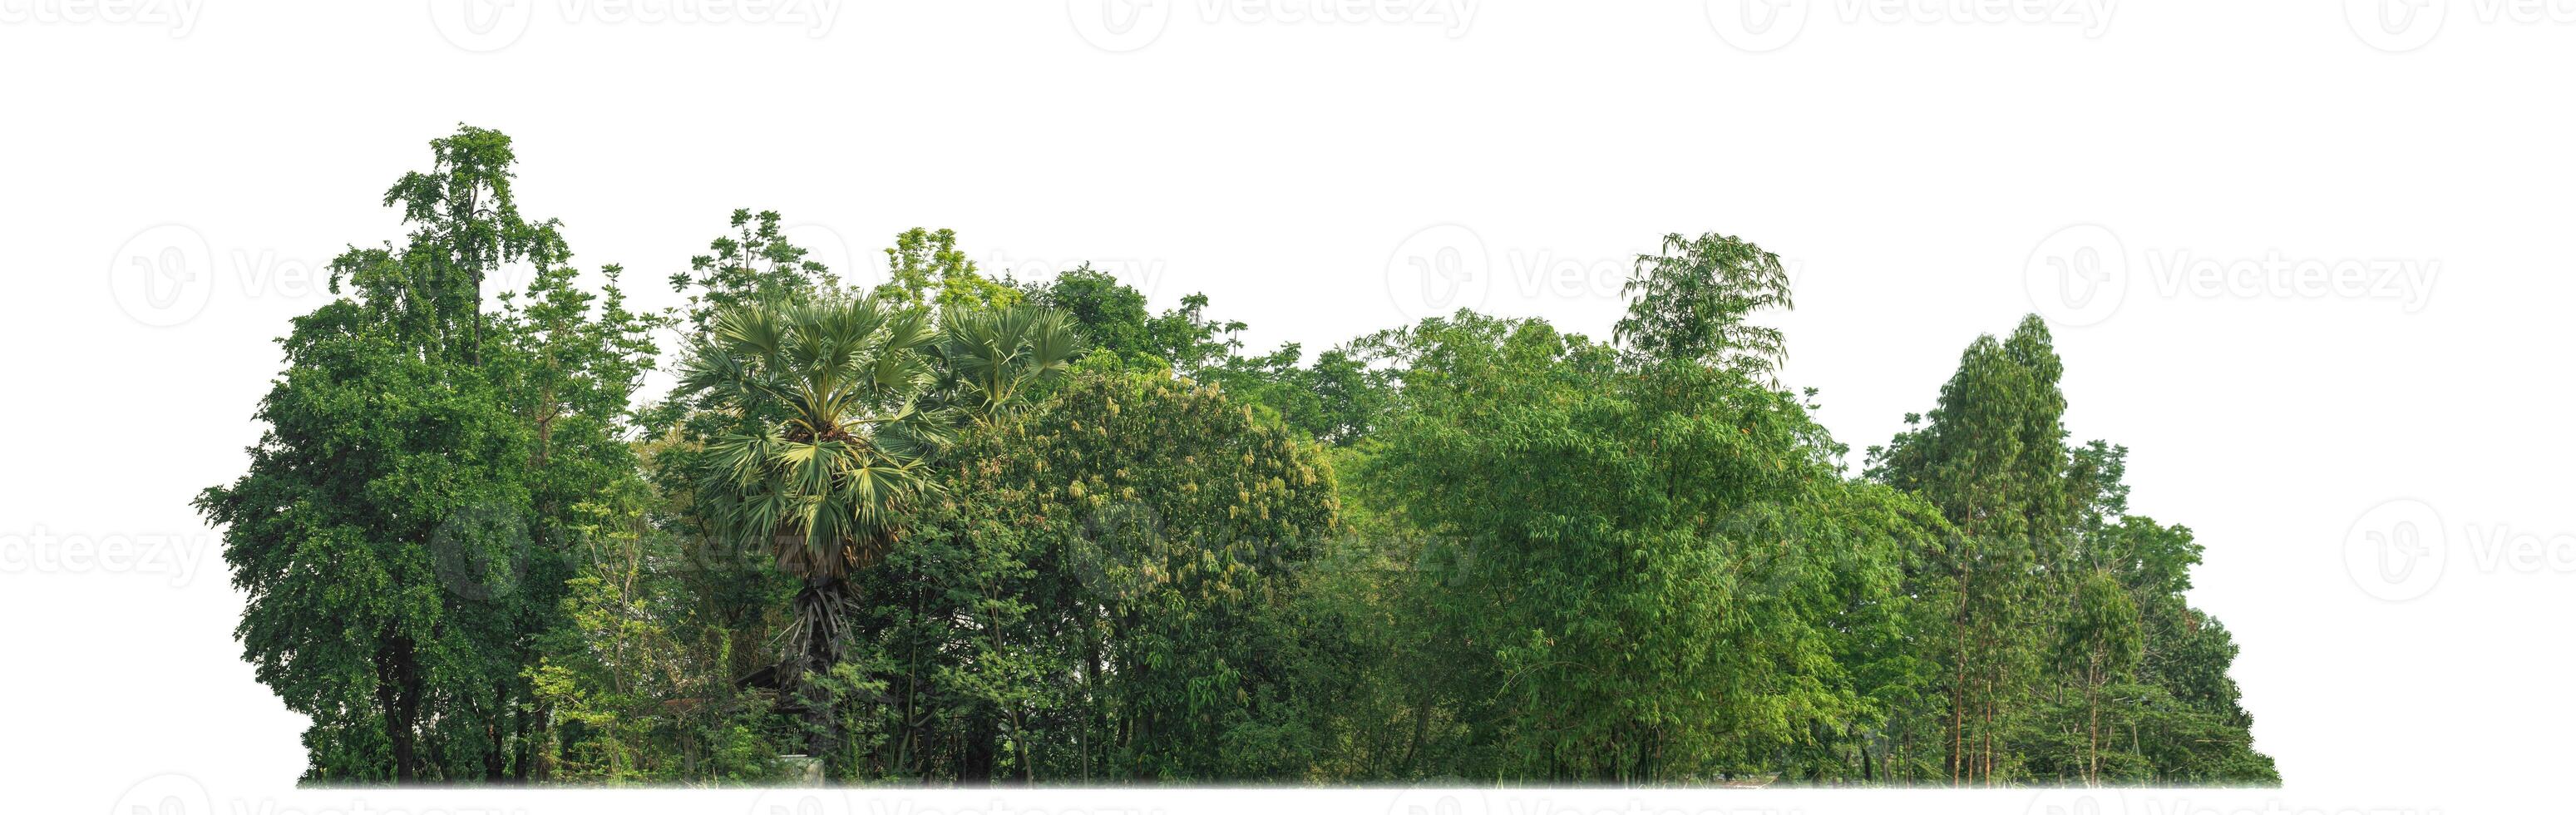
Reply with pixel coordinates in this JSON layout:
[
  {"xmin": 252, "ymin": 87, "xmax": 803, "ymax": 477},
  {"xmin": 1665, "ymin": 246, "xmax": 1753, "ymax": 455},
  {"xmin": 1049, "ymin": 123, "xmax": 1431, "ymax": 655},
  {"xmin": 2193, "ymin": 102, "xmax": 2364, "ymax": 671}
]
[{"xmin": 201, "ymin": 126, "xmax": 2275, "ymax": 787}]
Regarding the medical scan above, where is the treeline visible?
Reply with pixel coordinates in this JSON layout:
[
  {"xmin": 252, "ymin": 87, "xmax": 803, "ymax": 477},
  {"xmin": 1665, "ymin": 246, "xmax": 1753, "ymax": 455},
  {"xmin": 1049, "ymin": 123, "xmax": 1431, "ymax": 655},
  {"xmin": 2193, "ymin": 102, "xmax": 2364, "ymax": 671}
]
[{"xmin": 200, "ymin": 126, "xmax": 2275, "ymax": 787}]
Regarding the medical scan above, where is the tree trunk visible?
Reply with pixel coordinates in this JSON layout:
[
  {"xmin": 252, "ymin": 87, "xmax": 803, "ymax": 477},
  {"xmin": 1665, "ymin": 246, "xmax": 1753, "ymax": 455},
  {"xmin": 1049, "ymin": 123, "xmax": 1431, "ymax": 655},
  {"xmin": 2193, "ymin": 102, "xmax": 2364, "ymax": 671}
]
[
  {"xmin": 961, "ymin": 709, "xmax": 999, "ymax": 783},
  {"xmin": 377, "ymin": 635, "xmax": 422, "ymax": 783},
  {"xmin": 512, "ymin": 700, "xmax": 538, "ymax": 782},
  {"xmin": 791, "ymin": 575, "xmax": 857, "ymax": 771},
  {"xmin": 2085, "ymin": 655, "xmax": 2102, "ymax": 785}
]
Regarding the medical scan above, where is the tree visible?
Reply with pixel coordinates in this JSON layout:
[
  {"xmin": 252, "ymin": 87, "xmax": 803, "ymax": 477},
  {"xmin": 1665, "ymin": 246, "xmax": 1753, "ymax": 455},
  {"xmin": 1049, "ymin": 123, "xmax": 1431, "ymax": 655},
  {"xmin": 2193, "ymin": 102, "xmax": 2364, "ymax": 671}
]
[
  {"xmin": 1027, "ymin": 263, "xmax": 1152, "ymax": 361},
  {"xmin": 1356, "ymin": 303, "xmax": 1944, "ymax": 783},
  {"xmin": 878, "ymin": 227, "xmax": 1021, "ymax": 314},
  {"xmin": 1613, "ymin": 232, "xmax": 1794, "ymax": 377},
  {"xmin": 933, "ymin": 304, "xmax": 1080, "ymax": 426},
  {"xmin": 668, "ymin": 209, "xmax": 841, "ymax": 337},
  {"xmin": 674, "ymin": 295, "xmax": 941, "ymax": 764},
  {"xmin": 2059, "ymin": 570, "xmax": 2142, "ymax": 784},
  {"xmin": 203, "ymin": 136, "xmax": 2285, "ymax": 788},
  {"xmin": 1867, "ymin": 314, "xmax": 2078, "ymax": 786},
  {"xmin": 200, "ymin": 126, "xmax": 658, "ymax": 783},
  {"xmin": 198, "ymin": 299, "xmax": 532, "ymax": 782}
]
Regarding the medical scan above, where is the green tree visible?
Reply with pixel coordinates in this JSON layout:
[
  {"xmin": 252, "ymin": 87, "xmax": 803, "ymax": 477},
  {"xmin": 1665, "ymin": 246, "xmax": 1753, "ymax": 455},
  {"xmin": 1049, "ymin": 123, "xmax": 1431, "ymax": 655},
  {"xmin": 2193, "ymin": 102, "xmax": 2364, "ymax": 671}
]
[
  {"xmin": 933, "ymin": 304, "xmax": 1081, "ymax": 426},
  {"xmin": 877, "ymin": 227, "xmax": 1021, "ymax": 314},
  {"xmin": 668, "ymin": 209, "xmax": 841, "ymax": 337},
  {"xmin": 198, "ymin": 299, "xmax": 531, "ymax": 782},
  {"xmin": 1360, "ymin": 298, "xmax": 1942, "ymax": 783},
  {"xmin": 200, "ymin": 126, "xmax": 659, "ymax": 783},
  {"xmin": 674, "ymin": 295, "xmax": 941, "ymax": 764},
  {"xmin": 1028, "ymin": 263, "xmax": 1152, "ymax": 361},
  {"xmin": 1613, "ymin": 232, "xmax": 1794, "ymax": 378},
  {"xmin": 2059, "ymin": 570, "xmax": 2143, "ymax": 784},
  {"xmin": 1867, "ymin": 314, "xmax": 2078, "ymax": 785}
]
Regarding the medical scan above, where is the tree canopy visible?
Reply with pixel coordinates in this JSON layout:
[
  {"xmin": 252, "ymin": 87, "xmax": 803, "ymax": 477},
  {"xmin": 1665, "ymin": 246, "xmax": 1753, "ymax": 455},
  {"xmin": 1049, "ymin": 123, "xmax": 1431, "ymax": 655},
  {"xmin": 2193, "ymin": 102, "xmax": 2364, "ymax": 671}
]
[{"xmin": 200, "ymin": 126, "xmax": 2275, "ymax": 787}]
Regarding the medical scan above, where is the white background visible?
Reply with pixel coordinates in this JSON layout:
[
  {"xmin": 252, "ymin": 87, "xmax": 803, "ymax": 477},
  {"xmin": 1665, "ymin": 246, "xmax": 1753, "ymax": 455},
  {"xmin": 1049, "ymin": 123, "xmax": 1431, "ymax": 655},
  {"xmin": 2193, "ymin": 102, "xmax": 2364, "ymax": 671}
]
[{"xmin": 2, "ymin": 2, "xmax": 2567, "ymax": 813}]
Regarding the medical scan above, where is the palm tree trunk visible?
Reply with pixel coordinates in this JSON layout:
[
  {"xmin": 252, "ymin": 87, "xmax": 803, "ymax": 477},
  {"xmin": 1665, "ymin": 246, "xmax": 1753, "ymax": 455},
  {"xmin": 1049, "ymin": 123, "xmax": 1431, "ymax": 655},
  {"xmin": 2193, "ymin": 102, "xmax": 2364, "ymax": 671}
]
[{"xmin": 790, "ymin": 575, "xmax": 860, "ymax": 769}]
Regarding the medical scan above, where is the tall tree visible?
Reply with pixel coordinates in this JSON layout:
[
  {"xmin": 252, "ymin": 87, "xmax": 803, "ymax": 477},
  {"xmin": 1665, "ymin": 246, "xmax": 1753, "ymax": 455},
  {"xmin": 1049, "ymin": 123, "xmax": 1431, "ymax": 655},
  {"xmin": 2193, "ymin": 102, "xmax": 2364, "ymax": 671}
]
[
  {"xmin": 1868, "ymin": 314, "xmax": 2077, "ymax": 785},
  {"xmin": 200, "ymin": 126, "xmax": 658, "ymax": 783},
  {"xmin": 1613, "ymin": 232, "xmax": 1794, "ymax": 378},
  {"xmin": 674, "ymin": 295, "xmax": 941, "ymax": 764},
  {"xmin": 2059, "ymin": 569, "xmax": 2143, "ymax": 784}
]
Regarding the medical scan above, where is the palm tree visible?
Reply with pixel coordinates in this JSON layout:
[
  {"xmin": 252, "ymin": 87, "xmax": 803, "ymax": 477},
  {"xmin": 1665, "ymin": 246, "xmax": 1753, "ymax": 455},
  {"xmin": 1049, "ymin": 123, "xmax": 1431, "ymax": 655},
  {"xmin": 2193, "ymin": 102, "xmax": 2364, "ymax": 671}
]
[
  {"xmin": 933, "ymin": 304, "xmax": 1081, "ymax": 427},
  {"xmin": 675, "ymin": 294, "xmax": 940, "ymax": 758}
]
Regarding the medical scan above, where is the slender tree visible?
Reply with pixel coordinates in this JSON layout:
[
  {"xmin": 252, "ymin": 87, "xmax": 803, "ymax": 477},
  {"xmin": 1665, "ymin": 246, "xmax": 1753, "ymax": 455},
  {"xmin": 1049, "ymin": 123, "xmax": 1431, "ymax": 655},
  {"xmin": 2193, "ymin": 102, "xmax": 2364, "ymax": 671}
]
[{"xmin": 675, "ymin": 295, "xmax": 941, "ymax": 763}]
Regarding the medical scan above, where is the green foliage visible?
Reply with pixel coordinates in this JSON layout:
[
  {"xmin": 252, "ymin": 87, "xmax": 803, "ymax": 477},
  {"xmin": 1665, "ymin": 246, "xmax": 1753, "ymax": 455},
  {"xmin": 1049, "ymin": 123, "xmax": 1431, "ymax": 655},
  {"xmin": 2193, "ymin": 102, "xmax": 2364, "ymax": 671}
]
[
  {"xmin": 1027, "ymin": 263, "xmax": 1151, "ymax": 360},
  {"xmin": 1357, "ymin": 310, "xmax": 1945, "ymax": 782},
  {"xmin": 876, "ymin": 227, "xmax": 1021, "ymax": 314},
  {"xmin": 202, "ymin": 125, "xmax": 661, "ymax": 783},
  {"xmin": 667, "ymin": 209, "xmax": 841, "ymax": 337},
  {"xmin": 200, "ymin": 126, "xmax": 2274, "ymax": 788},
  {"xmin": 1615, "ymin": 232, "xmax": 1794, "ymax": 376},
  {"xmin": 932, "ymin": 304, "xmax": 1080, "ymax": 426}
]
